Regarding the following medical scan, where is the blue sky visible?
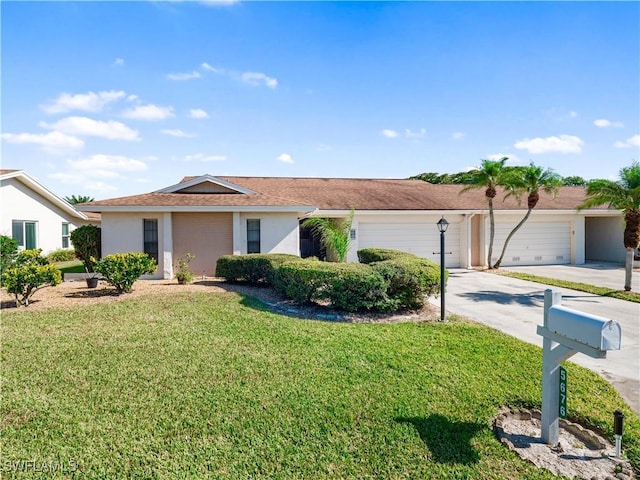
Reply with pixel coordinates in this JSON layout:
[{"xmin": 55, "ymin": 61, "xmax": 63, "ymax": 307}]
[{"xmin": 1, "ymin": 1, "xmax": 638, "ymax": 199}]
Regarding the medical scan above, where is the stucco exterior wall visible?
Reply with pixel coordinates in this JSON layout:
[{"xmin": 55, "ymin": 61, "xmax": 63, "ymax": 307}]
[
  {"xmin": 238, "ymin": 213, "xmax": 300, "ymax": 255},
  {"xmin": 1, "ymin": 178, "xmax": 85, "ymax": 254}
]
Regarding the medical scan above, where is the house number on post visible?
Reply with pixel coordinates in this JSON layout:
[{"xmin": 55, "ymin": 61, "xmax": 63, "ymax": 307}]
[{"xmin": 559, "ymin": 366, "xmax": 567, "ymax": 419}]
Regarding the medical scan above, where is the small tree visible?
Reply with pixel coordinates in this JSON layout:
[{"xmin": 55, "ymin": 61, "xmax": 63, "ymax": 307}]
[
  {"xmin": 70, "ymin": 225, "xmax": 101, "ymax": 274},
  {"xmin": 1, "ymin": 249, "xmax": 62, "ymax": 307},
  {"xmin": 65, "ymin": 194, "xmax": 95, "ymax": 204},
  {"xmin": 302, "ymin": 209, "xmax": 355, "ymax": 262},
  {"xmin": 1, "ymin": 235, "xmax": 18, "ymax": 274},
  {"xmin": 93, "ymin": 252, "xmax": 157, "ymax": 294}
]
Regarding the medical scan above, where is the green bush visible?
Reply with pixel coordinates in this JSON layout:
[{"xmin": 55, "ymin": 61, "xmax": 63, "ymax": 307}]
[
  {"xmin": 1, "ymin": 249, "xmax": 62, "ymax": 307},
  {"xmin": 70, "ymin": 225, "xmax": 101, "ymax": 273},
  {"xmin": 272, "ymin": 261, "xmax": 341, "ymax": 304},
  {"xmin": 47, "ymin": 248, "xmax": 76, "ymax": 262},
  {"xmin": 216, "ymin": 254, "xmax": 303, "ymax": 285},
  {"xmin": 94, "ymin": 252, "xmax": 157, "ymax": 294},
  {"xmin": 357, "ymin": 248, "xmax": 412, "ymax": 264},
  {"xmin": 371, "ymin": 257, "xmax": 443, "ymax": 310},
  {"xmin": 1, "ymin": 235, "xmax": 18, "ymax": 274}
]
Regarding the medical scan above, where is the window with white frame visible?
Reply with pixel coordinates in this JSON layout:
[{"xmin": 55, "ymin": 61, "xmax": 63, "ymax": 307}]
[
  {"xmin": 247, "ymin": 219, "xmax": 261, "ymax": 254},
  {"xmin": 12, "ymin": 220, "xmax": 37, "ymax": 250},
  {"xmin": 62, "ymin": 223, "xmax": 70, "ymax": 249}
]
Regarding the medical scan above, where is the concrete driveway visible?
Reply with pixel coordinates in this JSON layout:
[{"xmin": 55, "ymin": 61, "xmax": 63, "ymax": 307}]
[{"xmin": 433, "ymin": 265, "xmax": 640, "ymax": 415}]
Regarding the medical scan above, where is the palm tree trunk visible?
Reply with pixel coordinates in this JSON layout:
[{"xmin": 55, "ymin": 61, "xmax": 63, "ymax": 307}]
[
  {"xmin": 624, "ymin": 247, "xmax": 634, "ymax": 291},
  {"xmin": 487, "ymin": 198, "xmax": 495, "ymax": 268},
  {"xmin": 493, "ymin": 208, "xmax": 533, "ymax": 269}
]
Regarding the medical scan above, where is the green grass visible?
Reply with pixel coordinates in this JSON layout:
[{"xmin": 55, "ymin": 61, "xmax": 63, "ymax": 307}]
[
  {"xmin": 54, "ymin": 260, "xmax": 84, "ymax": 275},
  {"xmin": 1, "ymin": 291, "xmax": 638, "ymax": 479},
  {"xmin": 493, "ymin": 270, "xmax": 640, "ymax": 303}
]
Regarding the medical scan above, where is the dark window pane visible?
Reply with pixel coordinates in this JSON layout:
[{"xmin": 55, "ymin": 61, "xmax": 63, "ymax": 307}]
[
  {"xmin": 12, "ymin": 221, "xmax": 24, "ymax": 247},
  {"xmin": 143, "ymin": 219, "xmax": 159, "ymax": 263},
  {"xmin": 247, "ymin": 219, "xmax": 260, "ymax": 254}
]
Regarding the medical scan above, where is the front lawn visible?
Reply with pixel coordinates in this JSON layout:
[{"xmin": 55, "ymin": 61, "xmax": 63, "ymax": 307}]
[{"xmin": 1, "ymin": 291, "xmax": 638, "ymax": 479}]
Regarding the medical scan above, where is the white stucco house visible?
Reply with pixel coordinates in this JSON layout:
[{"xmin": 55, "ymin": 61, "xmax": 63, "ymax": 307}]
[
  {"xmin": 76, "ymin": 174, "xmax": 624, "ymax": 280},
  {"xmin": 0, "ymin": 169, "xmax": 99, "ymax": 254}
]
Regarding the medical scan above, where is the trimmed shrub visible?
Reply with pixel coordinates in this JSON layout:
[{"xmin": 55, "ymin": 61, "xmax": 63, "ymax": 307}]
[
  {"xmin": 216, "ymin": 254, "xmax": 303, "ymax": 285},
  {"xmin": 371, "ymin": 257, "xmax": 443, "ymax": 310},
  {"xmin": 1, "ymin": 249, "xmax": 62, "ymax": 307},
  {"xmin": 70, "ymin": 225, "xmax": 101, "ymax": 273},
  {"xmin": 357, "ymin": 248, "xmax": 412, "ymax": 264},
  {"xmin": 47, "ymin": 248, "xmax": 77, "ymax": 262},
  {"xmin": 1, "ymin": 235, "xmax": 18, "ymax": 274},
  {"xmin": 272, "ymin": 261, "xmax": 340, "ymax": 304},
  {"xmin": 94, "ymin": 252, "xmax": 157, "ymax": 294}
]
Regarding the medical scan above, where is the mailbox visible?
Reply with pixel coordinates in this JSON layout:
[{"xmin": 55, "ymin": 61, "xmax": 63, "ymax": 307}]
[{"xmin": 547, "ymin": 305, "xmax": 621, "ymax": 351}]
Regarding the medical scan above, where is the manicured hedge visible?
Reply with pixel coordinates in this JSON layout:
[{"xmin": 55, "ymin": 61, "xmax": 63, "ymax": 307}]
[
  {"xmin": 215, "ymin": 254, "xmax": 303, "ymax": 285},
  {"xmin": 357, "ymin": 248, "xmax": 413, "ymax": 264}
]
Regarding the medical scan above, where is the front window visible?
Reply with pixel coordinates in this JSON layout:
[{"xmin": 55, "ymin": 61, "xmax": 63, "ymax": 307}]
[
  {"xmin": 12, "ymin": 220, "xmax": 37, "ymax": 250},
  {"xmin": 247, "ymin": 219, "xmax": 261, "ymax": 254},
  {"xmin": 62, "ymin": 223, "xmax": 70, "ymax": 249},
  {"xmin": 143, "ymin": 219, "xmax": 159, "ymax": 263}
]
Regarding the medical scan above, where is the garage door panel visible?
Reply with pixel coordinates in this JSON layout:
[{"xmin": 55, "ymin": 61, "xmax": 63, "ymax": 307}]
[
  {"xmin": 359, "ymin": 223, "xmax": 460, "ymax": 267},
  {"xmin": 492, "ymin": 221, "xmax": 570, "ymax": 266}
]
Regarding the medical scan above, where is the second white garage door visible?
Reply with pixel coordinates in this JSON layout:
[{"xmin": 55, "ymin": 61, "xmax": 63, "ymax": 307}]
[
  {"xmin": 491, "ymin": 221, "xmax": 571, "ymax": 266},
  {"xmin": 358, "ymin": 222, "xmax": 461, "ymax": 267}
]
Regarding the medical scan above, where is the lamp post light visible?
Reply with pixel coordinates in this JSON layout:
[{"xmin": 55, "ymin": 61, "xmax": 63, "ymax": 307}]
[{"xmin": 436, "ymin": 217, "xmax": 449, "ymax": 322}]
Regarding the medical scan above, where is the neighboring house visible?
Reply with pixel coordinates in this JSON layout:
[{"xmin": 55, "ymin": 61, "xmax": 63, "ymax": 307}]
[
  {"xmin": 0, "ymin": 169, "xmax": 99, "ymax": 254},
  {"xmin": 77, "ymin": 174, "xmax": 623, "ymax": 279}
]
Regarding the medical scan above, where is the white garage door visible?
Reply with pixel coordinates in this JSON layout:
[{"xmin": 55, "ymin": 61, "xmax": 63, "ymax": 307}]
[
  {"xmin": 491, "ymin": 221, "xmax": 571, "ymax": 266},
  {"xmin": 358, "ymin": 222, "xmax": 460, "ymax": 267}
]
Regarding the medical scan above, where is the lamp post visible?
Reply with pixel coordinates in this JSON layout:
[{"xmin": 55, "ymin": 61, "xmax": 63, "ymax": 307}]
[{"xmin": 436, "ymin": 217, "xmax": 449, "ymax": 322}]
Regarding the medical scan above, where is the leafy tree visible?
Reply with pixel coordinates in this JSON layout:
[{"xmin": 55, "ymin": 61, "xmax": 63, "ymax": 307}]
[
  {"xmin": 579, "ymin": 162, "xmax": 640, "ymax": 291},
  {"xmin": 460, "ymin": 157, "xmax": 509, "ymax": 268},
  {"xmin": 94, "ymin": 252, "xmax": 157, "ymax": 294},
  {"xmin": 410, "ymin": 172, "xmax": 448, "ymax": 184},
  {"xmin": 492, "ymin": 163, "xmax": 562, "ymax": 269},
  {"xmin": 302, "ymin": 209, "xmax": 355, "ymax": 262},
  {"xmin": 1, "ymin": 235, "xmax": 18, "ymax": 274},
  {"xmin": 562, "ymin": 176, "xmax": 587, "ymax": 187},
  {"xmin": 65, "ymin": 195, "xmax": 95, "ymax": 204},
  {"xmin": 70, "ymin": 225, "xmax": 101, "ymax": 274},
  {"xmin": 1, "ymin": 249, "xmax": 62, "ymax": 307}
]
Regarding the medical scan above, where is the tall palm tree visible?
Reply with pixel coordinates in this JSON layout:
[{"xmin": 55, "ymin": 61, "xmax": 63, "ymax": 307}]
[
  {"xmin": 302, "ymin": 209, "xmax": 355, "ymax": 262},
  {"xmin": 579, "ymin": 162, "xmax": 640, "ymax": 291},
  {"xmin": 492, "ymin": 163, "xmax": 562, "ymax": 269},
  {"xmin": 65, "ymin": 194, "xmax": 94, "ymax": 205},
  {"xmin": 461, "ymin": 157, "xmax": 509, "ymax": 268}
]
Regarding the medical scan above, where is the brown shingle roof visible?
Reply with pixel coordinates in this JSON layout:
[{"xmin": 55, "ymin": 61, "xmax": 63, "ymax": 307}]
[{"xmin": 81, "ymin": 175, "xmax": 595, "ymax": 211}]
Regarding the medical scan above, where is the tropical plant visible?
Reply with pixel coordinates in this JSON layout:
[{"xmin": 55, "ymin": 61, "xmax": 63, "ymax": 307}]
[
  {"xmin": 301, "ymin": 209, "xmax": 355, "ymax": 262},
  {"xmin": 93, "ymin": 252, "xmax": 157, "ymax": 294},
  {"xmin": 562, "ymin": 175, "xmax": 588, "ymax": 187},
  {"xmin": 579, "ymin": 162, "xmax": 640, "ymax": 291},
  {"xmin": 1, "ymin": 235, "xmax": 18, "ymax": 274},
  {"xmin": 460, "ymin": 157, "xmax": 509, "ymax": 268},
  {"xmin": 65, "ymin": 194, "xmax": 95, "ymax": 204},
  {"xmin": 492, "ymin": 163, "xmax": 562, "ymax": 269},
  {"xmin": 174, "ymin": 253, "xmax": 195, "ymax": 284},
  {"xmin": 70, "ymin": 225, "xmax": 101, "ymax": 276},
  {"xmin": 1, "ymin": 249, "xmax": 62, "ymax": 307}
]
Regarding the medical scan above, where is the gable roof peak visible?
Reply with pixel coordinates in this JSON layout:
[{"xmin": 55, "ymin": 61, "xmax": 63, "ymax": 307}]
[{"xmin": 156, "ymin": 174, "xmax": 257, "ymax": 195}]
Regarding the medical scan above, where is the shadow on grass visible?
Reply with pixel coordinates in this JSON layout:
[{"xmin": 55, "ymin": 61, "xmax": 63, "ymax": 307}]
[{"xmin": 395, "ymin": 414, "xmax": 484, "ymax": 464}]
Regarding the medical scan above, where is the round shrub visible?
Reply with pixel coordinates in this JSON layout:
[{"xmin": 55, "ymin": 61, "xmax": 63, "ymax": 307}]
[
  {"xmin": 272, "ymin": 261, "xmax": 339, "ymax": 304},
  {"xmin": 216, "ymin": 254, "xmax": 303, "ymax": 285},
  {"xmin": 94, "ymin": 252, "xmax": 157, "ymax": 294},
  {"xmin": 357, "ymin": 248, "xmax": 413, "ymax": 264}
]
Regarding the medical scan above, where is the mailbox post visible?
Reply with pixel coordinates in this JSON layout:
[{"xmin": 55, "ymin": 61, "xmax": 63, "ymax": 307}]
[{"xmin": 537, "ymin": 289, "xmax": 622, "ymax": 445}]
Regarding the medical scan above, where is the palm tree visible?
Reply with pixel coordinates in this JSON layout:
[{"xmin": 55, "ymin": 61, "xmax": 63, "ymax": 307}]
[
  {"xmin": 302, "ymin": 209, "xmax": 354, "ymax": 262},
  {"xmin": 461, "ymin": 157, "xmax": 509, "ymax": 268},
  {"xmin": 492, "ymin": 163, "xmax": 562, "ymax": 269},
  {"xmin": 65, "ymin": 194, "xmax": 94, "ymax": 204},
  {"xmin": 579, "ymin": 162, "xmax": 640, "ymax": 291}
]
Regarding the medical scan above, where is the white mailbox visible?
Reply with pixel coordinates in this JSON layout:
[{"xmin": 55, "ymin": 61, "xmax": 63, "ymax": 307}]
[{"xmin": 546, "ymin": 305, "xmax": 622, "ymax": 351}]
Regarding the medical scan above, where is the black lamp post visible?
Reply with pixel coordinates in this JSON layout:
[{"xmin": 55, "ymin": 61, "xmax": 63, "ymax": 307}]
[{"xmin": 437, "ymin": 217, "xmax": 449, "ymax": 322}]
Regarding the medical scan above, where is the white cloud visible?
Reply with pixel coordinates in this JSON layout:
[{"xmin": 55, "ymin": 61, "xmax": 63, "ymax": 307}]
[
  {"xmin": 183, "ymin": 153, "xmax": 227, "ymax": 162},
  {"xmin": 167, "ymin": 70, "xmax": 202, "ymax": 81},
  {"xmin": 39, "ymin": 116, "xmax": 140, "ymax": 141},
  {"xmin": 162, "ymin": 129, "xmax": 197, "ymax": 138},
  {"xmin": 486, "ymin": 153, "xmax": 523, "ymax": 165},
  {"xmin": 405, "ymin": 128, "xmax": 426, "ymax": 139},
  {"xmin": 241, "ymin": 72, "xmax": 278, "ymax": 89},
  {"xmin": 68, "ymin": 154, "xmax": 148, "ymax": 174},
  {"xmin": 122, "ymin": 104, "xmax": 174, "ymax": 121},
  {"xmin": 189, "ymin": 108, "xmax": 210, "ymax": 119},
  {"xmin": 201, "ymin": 62, "xmax": 219, "ymax": 72},
  {"xmin": 1, "ymin": 131, "xmax": 84, "ymax": 154},
  {"xmin": 594, "ymin": 118, "xmax": 624, "ymax": 128},
  {"xmin": 40, "ymin": 90, "xmax": 126, "ymax": 114},
  {"xmin": 277, "ymin": 153, "xmax": 294, "ymax": 164},
  {"xmin": 112, "ymin": 58, "xmax": 125, "ymax": 67},
  {"xmin": 451, "ymin": 131, "xmax": 466, "ymax": 140},
  {"xmin": 569, "ymin": 111, "xmax": 578, "ymax": 118},
  {"xmin": 380, "ymin": 129, "xmax": 399, "ymax": 138},
  {"xmin": 614, "ymin": 134, "xmax": 640, "ymax": 149},
  {"xmin": 514, "ymin": 134, "xmax": 584, "ymax": 154}
]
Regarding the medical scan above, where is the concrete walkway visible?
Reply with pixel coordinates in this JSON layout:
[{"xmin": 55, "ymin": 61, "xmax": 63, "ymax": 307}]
[{"xmin": 432, "ymin": 266, "xmax": 640, "ymax": 415}]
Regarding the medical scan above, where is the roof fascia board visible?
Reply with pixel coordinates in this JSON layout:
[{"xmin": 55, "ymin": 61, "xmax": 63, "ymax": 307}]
[
  {"xmin": 2, "ymin": 170, "xmax": 88, "ymax": 220},
  {"xmin": 77, "ymin": 205, "xmax": 316, "ymax": 214},
  {"xmin": 155, "ymin": 175, "xmax": 257, "ymax": 195}
]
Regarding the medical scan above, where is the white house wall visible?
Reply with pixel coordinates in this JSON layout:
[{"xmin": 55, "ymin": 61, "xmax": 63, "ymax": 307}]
[
  {"xmin": 238, "ymin": 212, "xmax": 300, "ymax": 255},
  {"xmin": 1, "ymin": 177, "xmax": 86, "ymax": 254}
]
